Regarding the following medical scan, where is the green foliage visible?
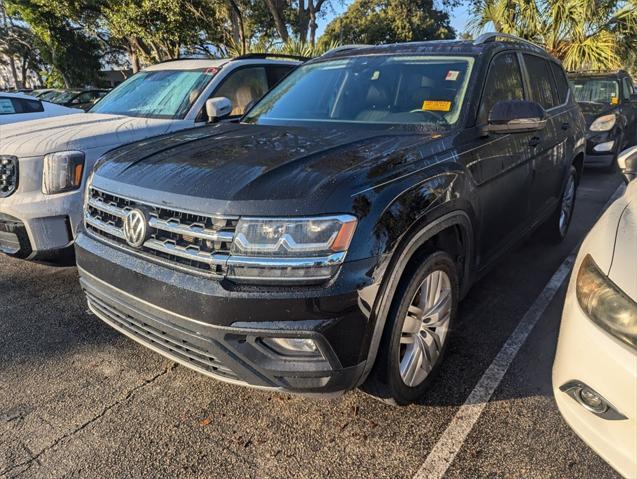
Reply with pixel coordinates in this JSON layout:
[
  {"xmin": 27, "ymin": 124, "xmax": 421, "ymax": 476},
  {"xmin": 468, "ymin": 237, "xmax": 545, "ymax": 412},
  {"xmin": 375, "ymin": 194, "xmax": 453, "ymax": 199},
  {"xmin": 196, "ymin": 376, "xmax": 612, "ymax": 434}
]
[
  {"xmin": 319, "ymin": 0, "xmax": 455, "ymax": 46},
  {"xmin": 469, "ymin": 0, "xmax": 637, "ymax": 71}
]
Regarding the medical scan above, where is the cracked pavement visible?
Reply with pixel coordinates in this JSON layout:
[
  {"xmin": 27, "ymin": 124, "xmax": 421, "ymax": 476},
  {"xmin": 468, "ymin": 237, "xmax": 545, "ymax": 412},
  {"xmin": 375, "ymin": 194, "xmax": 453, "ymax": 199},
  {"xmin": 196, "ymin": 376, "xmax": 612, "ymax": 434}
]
[{"xmin": 0, "ymin": 170, "xmax": 624, "ymax": 479}]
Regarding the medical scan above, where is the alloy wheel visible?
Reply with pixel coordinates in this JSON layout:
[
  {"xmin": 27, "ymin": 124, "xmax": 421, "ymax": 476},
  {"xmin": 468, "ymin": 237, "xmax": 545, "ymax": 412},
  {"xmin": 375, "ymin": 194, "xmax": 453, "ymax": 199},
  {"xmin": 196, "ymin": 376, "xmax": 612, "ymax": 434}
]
[
  {"xmin": 398, "ymin": 269, "xmax": 452, "ymax": 387},
  {"xmin": 559, "ymin": 173, "xmax": 576, "ymax": 236}
]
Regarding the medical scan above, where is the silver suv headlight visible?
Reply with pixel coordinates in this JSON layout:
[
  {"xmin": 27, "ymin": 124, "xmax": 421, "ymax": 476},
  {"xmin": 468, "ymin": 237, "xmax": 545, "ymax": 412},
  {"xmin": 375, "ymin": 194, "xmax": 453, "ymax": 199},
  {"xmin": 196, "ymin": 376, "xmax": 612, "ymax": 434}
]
[
  {"xmin": 228, "ymin": 215, "xmax": 357, "ymax": 284},
  {"xmin": 576, "ymin": 254, "xmax": 637, "ymax": 349},
  {"xmin": 42, "ymin": 151, "xmax": 85, "ymax": 195},
  {"xmin": 589, "ymin": 113, "xmax": 616, "ymax": 132}
]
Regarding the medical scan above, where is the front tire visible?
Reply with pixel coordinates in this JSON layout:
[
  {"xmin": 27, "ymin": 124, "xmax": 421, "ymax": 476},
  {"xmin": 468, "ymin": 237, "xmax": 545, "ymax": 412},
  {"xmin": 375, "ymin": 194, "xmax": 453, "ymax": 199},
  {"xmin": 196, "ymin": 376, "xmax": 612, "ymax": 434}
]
[
  {"xmin": 542, "ymin": 165, "xmax": 577, "ymax": 243},
  {"xmin": 363, "ymin": 251, "xmax": 459, "ymax": 405}
]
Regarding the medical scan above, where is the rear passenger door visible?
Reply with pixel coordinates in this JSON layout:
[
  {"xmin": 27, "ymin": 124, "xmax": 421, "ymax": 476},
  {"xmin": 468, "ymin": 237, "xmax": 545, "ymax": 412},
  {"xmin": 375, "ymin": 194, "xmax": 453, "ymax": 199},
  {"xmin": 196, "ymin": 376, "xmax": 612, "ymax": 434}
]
[
  {"xmin": 467, "ymin": 52, "xmax": 535, "ymax": 264},
  {"xmin": 521, "ymin": 54, "xmax": 569, "ymax": 221}
]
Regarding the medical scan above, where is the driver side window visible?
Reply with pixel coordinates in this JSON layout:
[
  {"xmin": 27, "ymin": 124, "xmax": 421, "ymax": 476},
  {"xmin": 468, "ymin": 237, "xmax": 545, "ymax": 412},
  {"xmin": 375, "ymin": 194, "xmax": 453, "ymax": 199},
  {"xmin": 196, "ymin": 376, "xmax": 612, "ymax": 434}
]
[
  {"xmin": 478, "ymin": 53, "xmax": 525, "ymax": 125},
  {"xmin": 214, "ymin": 67, "xmax": 269, "ymax": 117}
]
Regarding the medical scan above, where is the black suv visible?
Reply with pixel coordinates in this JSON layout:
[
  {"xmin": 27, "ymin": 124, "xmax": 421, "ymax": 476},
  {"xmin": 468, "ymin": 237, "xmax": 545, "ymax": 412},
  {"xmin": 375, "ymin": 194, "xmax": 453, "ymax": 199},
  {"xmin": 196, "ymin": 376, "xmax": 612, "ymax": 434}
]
[
  {"xmin": 76, "ymin": 34, "xmax": 586, "ymax": 404},
  {"xmin": 569, "ymin": 70, "xmax": 637, "ymax": 168}
]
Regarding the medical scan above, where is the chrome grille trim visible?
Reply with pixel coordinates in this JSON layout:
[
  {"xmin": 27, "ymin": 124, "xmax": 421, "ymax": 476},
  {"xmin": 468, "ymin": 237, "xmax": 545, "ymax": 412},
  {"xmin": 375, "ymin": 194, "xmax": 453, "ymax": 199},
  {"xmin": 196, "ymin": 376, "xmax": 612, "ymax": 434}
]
[
  {"xmin": 85, "ymin": 187, "xmax": 236, "ymax": 276},
  {"xmin": 0, "ymin": 156, "xmax": 18, "ymax": 198}
]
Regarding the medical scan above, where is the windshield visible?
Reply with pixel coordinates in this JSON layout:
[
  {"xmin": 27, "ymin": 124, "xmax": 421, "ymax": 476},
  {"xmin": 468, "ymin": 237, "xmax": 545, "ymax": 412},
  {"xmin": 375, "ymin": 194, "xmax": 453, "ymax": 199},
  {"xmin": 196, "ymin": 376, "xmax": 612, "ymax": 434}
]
[
  {"xmin": 572, "ymin": 78, "xmax": 620, "ymax": 104},
  {"xmin": 90, "ymin": 69, "xmax": 216, "ymax": 119},
  {"xmin": 245, "ymin": 55, "xmax": 474, "ymax": 127},
  {"xmin": 54, "ymin": 91, "xmax": 80, "ymax": 103}
]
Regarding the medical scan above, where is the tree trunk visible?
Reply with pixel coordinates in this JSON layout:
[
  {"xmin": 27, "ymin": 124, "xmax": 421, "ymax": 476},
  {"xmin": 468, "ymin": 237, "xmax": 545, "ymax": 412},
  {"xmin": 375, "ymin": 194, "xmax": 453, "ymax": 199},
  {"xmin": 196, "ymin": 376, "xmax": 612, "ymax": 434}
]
[
  {"xmin": 264, "ymin": 0, "xmax": 289, "ymax": 41},
  {"xmin": 227, "ymin": 0, "xmax": 246, "ymax": 54},
  {"xmin": 8, "ymin": 55, "xmax": 21, "ymax": 89}
]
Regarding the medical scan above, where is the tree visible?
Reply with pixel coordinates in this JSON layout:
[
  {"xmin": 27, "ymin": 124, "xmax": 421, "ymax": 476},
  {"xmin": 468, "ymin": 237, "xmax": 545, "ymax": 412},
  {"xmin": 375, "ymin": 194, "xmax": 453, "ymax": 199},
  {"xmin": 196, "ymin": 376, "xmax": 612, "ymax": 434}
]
[
  {"xmin": 320, "ymin": 0, "xmax": 455, "ymax": 46},
  {"xmin": 5, "ymin": 0, "xmax": 102, "ymax": 87},
  {"xmin": 469, "ymin": 0, "xmax": 637, "ymax": 71}
]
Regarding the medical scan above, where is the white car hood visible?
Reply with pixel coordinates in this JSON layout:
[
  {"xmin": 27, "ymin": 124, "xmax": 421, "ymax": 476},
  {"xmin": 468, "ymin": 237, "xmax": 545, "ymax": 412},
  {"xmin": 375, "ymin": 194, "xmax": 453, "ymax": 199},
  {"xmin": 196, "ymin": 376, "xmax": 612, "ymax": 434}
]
[
  {"xmin": 608, "ymin": 180, "xmax": 637, "ymax": 300},
  {"xmin": 0, "ymin": 113, "xmax": 192, "ymax": 157}
]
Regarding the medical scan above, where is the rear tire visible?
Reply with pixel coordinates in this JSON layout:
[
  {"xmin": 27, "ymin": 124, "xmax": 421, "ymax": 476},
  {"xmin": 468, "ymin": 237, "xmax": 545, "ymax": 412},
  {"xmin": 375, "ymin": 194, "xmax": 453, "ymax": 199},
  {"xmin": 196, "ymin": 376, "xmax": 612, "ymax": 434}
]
[
  {"xmin": 542, "ymin": 165, "xmax": 577, "ymax": 243},
  {"xmin": 362, "ymin": 251, "xmax": 459, "ymax": 405}
]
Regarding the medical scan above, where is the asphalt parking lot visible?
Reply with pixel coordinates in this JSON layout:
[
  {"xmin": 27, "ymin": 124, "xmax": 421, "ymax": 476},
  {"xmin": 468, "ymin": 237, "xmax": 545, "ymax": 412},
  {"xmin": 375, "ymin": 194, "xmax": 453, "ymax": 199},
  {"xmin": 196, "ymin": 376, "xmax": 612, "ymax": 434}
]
[{"xmin": 0, "ymin": 169, "xmax": 624, "ymax": 479}]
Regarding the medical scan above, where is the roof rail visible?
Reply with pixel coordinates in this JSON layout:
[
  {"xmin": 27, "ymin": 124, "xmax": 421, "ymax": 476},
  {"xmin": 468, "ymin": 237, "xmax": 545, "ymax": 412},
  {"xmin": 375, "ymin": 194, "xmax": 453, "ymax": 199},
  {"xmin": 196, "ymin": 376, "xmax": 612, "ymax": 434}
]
[
  {"xmin": 474, "ymin": 32, "xmax": 544, "ymax": 52},
  {"xmin": 321, "ymin": 44, "xmax": 373, "ymax": 57},
  {"xmin": 567, "ymin": 69, "xmax": 626, "ymax": 75},
  {"xmin": 233, "ymin": 53, "xmax": 309, "ymax": 62}
]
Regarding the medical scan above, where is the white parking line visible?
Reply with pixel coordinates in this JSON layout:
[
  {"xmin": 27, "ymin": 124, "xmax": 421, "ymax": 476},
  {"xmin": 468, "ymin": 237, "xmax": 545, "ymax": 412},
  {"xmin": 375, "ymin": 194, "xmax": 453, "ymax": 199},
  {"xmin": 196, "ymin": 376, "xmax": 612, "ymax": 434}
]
[{"xmin": 413, "ymin": 183, "xmax": 624, "ymax": 479}]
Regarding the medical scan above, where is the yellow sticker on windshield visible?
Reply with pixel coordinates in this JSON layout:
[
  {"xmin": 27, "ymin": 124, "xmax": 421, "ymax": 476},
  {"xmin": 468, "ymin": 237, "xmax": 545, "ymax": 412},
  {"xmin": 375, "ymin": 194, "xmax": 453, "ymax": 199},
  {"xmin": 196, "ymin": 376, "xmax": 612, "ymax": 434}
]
[
  {"xmin": 611, "ymin": 96, "xmax": 619, "ymax": 105},
  {"xmin": 422, "ymin": 100, "xmax": 451, "ymax": 112}
]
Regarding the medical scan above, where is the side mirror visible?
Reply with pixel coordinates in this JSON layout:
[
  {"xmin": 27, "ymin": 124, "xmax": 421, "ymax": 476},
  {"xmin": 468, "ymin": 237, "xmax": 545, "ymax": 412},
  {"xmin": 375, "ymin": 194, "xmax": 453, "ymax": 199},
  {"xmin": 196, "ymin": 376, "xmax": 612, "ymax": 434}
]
[
  {"xmin": 206, "ymin": 97, "xmax": 232, "ymax": 123},
  {"xmin": 487, "ymin": 100, "xmax": 547, "ymax": 134},
  {"xmin": 617, "ymin": 146, "xmax": 637, "ymax": 184}
]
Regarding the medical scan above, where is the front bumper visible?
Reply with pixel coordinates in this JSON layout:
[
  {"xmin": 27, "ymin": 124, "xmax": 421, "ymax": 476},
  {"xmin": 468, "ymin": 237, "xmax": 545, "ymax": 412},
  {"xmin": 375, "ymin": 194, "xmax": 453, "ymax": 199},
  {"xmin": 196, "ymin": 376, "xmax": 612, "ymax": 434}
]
[
  {"xmin": 584, "ymin": 130, "xmax": 618, "ymax": 167},
  {"xmin": 75, "ymin": 231, "xmax": 379, "ymax": 395},
  {"xmin": 553, "ymin": 290, "xmax": 637, "ymax": 478},
  {"xmin": 0, "ymin": 155, "xmax": 80, "ymax": 257}
]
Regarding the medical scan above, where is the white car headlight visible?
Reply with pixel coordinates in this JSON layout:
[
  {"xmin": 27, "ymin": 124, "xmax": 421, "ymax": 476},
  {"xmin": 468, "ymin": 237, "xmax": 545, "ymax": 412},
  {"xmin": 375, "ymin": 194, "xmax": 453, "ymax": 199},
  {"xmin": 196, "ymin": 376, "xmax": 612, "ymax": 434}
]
[
  {"xmin": 228, "ymin": 215, "xmax": 357, "ymax": 284},
  {"xmin": 589, "ymin": 114, "xmax": 616, "ymax": 132},
  {"xmin": 42, "ymin": 151, "xmax": 85, "ymax": 195},
  {"xmin": 576, "ymin": 254, "xmax": 637, "ymax": 349}
]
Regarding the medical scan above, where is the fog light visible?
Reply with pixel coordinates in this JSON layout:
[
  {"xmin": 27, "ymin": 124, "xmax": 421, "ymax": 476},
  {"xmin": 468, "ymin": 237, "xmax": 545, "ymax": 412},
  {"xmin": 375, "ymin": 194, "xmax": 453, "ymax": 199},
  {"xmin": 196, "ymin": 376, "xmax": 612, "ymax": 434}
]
[
  {"xmin": 261, "ymin": 337, "xmax": 322, "ymax": 357},
  {"xmin": 593, "ymin": 141, "xmax": 614, "ymax": 152},
  {"xmin": 577, "ymin": 388, "xmax": 607, "ymax": 413}
]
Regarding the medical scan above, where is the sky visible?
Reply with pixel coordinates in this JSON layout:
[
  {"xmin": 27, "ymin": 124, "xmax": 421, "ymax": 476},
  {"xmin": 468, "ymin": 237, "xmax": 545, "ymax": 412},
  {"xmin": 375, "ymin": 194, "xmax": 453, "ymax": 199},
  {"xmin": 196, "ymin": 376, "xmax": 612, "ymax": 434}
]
[{"xmin": 316, "ymin": 1, "xmax": 472, "ymax": 37}]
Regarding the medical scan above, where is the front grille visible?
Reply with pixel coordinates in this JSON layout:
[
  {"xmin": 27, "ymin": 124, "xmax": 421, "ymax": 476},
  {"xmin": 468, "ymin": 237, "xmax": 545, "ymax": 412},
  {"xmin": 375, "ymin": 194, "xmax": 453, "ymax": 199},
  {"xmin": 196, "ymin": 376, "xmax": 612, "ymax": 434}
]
[
  {"xmin": 85, "ymin": 187, "xmax": 237, "ymax": 276},
  {"xmin": 0, "ymin": 156, "xmax": 18, "ymax": 198},
  {"xmin": 85, "ymin": 289, "xmax": 239, "ymax": 381}
]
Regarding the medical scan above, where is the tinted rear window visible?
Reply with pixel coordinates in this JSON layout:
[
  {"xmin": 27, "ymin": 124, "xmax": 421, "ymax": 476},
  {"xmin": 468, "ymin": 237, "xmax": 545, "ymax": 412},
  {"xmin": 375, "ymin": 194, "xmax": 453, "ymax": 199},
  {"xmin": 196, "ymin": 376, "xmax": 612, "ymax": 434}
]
[{"xmin": 549, "ymin": 62, "xmax": 569, "ymax": 104}]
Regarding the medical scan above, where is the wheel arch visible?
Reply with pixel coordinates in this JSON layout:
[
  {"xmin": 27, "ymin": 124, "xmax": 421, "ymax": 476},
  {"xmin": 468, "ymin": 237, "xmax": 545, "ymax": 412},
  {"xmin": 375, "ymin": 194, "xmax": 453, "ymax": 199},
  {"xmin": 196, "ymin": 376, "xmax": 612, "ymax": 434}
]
[{"xmin": 357, "ymin": 209, "xmax": 474, "ymax": 386}]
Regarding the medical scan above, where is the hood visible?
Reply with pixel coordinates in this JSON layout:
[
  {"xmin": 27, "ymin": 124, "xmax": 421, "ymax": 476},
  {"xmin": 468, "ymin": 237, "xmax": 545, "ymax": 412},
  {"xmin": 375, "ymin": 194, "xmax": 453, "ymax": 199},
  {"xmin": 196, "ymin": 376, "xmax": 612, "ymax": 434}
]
[
  {"xmin": 608, "ymin": 181, "xmax": 637, "ymax": 300},
  {"xmin": 93, "ymin": 123, "xmax": 449, "ymax": 215},
  {"xmin": 0, "ymin": 113, "xmax": 191, "ymax": 157},
  {"xmin": 576, "ymin": 102, "xmax": 616, "ymax": 126}
]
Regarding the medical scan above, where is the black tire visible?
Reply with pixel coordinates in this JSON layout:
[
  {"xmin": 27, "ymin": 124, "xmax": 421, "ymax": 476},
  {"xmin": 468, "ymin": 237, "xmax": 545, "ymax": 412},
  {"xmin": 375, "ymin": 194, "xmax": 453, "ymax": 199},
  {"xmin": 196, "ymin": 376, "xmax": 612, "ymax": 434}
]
[
  {"xmin": 362, "ymin": 251, "xmax": 459, "ymax": 405},
  {"xmin": 542, "ymin": 165, "xmax": 577, "ymax": 243}
]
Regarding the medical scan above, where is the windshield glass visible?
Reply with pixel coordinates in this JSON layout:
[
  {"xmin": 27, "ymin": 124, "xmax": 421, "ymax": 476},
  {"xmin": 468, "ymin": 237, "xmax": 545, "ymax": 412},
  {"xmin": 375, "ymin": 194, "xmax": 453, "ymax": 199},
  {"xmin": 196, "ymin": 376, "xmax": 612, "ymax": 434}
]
[
  {"xmin": 90, "ymin": 69, "xmax": 216, "ymax": 119},
  {"xmin": 245, "ymin": 55, "xmax": 474, "ymax": 127},
  {"xmin": 572, "ymin": 78, "xmax": 619, "ymax": 104},
  {"xmin": 54, "ymin": 91, "xmax": 80, "ymax": 103}
]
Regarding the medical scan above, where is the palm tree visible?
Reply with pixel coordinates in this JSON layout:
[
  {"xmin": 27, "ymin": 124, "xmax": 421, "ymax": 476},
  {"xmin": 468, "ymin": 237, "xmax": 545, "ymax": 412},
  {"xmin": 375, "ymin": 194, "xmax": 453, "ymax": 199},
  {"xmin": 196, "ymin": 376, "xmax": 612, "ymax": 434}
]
[{"xmin": 469, "ymin": 0, "xmax": 637, "ymax": 71}]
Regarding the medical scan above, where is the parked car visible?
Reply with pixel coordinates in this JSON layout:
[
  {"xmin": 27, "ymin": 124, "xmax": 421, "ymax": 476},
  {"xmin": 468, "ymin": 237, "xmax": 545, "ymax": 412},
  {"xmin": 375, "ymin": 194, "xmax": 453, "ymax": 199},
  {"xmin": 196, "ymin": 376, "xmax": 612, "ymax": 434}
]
[
  {"xmin": 0, "ymin": 55, "xmax": 300, "ymax": 260},
  {"xmin": 553, "ymin": 146, "xmax": 637, "ymax": 478},
  {"xmin": 49, "ymin": 89, "xmax": 111, "ymax": 111},
  {"xmin": 75, "ymin": 34, "xmax": 586, "ymax": 404},
  {"xmin": 0, "ymin": 92, "xmax": 81, "ymax": 125},
  {"xmin": 569, "ymin": 70, "xmax": 637, "ymax": 168}
]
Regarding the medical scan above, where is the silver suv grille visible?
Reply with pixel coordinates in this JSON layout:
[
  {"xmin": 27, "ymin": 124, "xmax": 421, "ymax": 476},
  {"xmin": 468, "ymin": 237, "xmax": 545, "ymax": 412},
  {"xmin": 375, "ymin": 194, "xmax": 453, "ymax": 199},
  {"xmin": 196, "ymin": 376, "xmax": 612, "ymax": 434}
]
[
  {"xmin": 0, "ymin": 156, "xmax": 18, "ymax": 198},
  {"xmin": 85, "ymin": 187, "xmax": 238, "ymax": 276}
]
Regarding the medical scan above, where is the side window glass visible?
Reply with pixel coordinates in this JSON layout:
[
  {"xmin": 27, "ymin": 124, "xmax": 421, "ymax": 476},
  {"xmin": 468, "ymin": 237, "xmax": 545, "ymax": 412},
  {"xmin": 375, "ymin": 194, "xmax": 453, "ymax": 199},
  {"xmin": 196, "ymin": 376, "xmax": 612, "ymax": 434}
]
[
  {"xmin": 622, "ymin": 78, "xmax": 633, "ymax": 99},
  {"xmin": 18, "ymin": 99, "xmax": 44, "ymax": 113},
  {"xmin": 523, "ymin": 54, "xmax": 557, "ymax": 109},
  {"xmin": 549, "ymin": 62, "xmax": 569, "ymax": 104},
  {"xmin": 0, "ymin": 97, "xmax": 16, "ymax": 114},
  {"xmin": 478, "ymin": 53, "xmax": 525, "ymax": 125},
  {"xmin": 267, "ymin": 65, "xmax": 294, "ymax": 88},
  {"xmin": 214, "ymin": 67, "xmax": 269, "ymax": 116}
]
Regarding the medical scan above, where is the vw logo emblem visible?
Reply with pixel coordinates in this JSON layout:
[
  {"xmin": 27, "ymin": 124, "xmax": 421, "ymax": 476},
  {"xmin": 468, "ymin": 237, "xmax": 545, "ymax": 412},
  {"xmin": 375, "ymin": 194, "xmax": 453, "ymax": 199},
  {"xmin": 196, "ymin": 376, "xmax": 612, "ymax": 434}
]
[{"xmin": 123, "ymin": 208, "xmax": 148, "ymax": 248}]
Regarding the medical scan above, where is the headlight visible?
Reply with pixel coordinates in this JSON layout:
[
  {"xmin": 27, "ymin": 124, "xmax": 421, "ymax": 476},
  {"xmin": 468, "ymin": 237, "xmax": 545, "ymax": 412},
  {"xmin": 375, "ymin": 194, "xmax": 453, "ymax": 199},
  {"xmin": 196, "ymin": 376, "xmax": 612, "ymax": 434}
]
[
  {"xmin": 576, "ymin": 254, "xmax": 637, "ymax": 349},
  {"xmin": 589, "ymin": 114, "xmax": 616, "ymax": 132},
  {"xmin": 228, "ymin": 215, "xmax": 357, "ymax": 284},
  {"xmin": 42, "ymin": 151, "xmax": 85, "ymax": 195}
]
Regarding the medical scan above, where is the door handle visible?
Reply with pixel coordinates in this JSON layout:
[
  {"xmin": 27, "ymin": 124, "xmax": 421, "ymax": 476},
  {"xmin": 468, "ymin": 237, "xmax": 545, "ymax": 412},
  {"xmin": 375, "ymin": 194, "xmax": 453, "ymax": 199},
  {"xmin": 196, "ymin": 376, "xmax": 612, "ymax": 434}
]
[
  {"xmin": 529, "ymin": 136, "xmax": 541, "ymax": 147},
  {"xmin": 561, "ymin": 122, "xmax": 570, "ymax": 131}
]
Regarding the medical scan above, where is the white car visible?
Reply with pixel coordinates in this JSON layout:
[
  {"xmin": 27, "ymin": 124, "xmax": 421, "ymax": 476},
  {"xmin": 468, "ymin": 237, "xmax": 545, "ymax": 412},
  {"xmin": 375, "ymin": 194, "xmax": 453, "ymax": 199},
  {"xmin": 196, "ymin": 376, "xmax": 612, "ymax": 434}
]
[
  {"xmin": 0, "ymin": 92, "xmax": 80, "ymax": 125},
  {"xmin": 553, "ymin": 146, "xmax": 637, "ymax": 478},
  {"xmin": 0, "ymin": 56, "xmax": 299, "ymax": 259}
]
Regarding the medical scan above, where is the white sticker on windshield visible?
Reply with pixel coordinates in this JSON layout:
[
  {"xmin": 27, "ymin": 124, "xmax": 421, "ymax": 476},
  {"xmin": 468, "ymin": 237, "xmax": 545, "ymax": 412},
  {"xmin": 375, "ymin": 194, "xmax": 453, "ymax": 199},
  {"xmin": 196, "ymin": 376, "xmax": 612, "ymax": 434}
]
[
  {"xmin": 445, "ymin": 70, "xmax": 460, "ymax": 81},
  {"xmin": 0, "ymin": 99, "xmax": 15, "ymax": 114}
]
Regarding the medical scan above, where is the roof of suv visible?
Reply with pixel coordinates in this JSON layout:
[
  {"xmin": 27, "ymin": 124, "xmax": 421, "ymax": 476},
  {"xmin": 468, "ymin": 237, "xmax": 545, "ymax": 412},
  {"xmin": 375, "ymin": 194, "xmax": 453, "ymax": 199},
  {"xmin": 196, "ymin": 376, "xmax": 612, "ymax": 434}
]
[
  {"xmin": 317, "ymin": 35, "xmax": 554, "ymax": 62},
  {"xmin": 144, "ymin": 57, "xmax": 300, "ymax": 72},
  {"xmin": 568, "ymin": 70, "xmax": 631, "ymax": 80}
]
